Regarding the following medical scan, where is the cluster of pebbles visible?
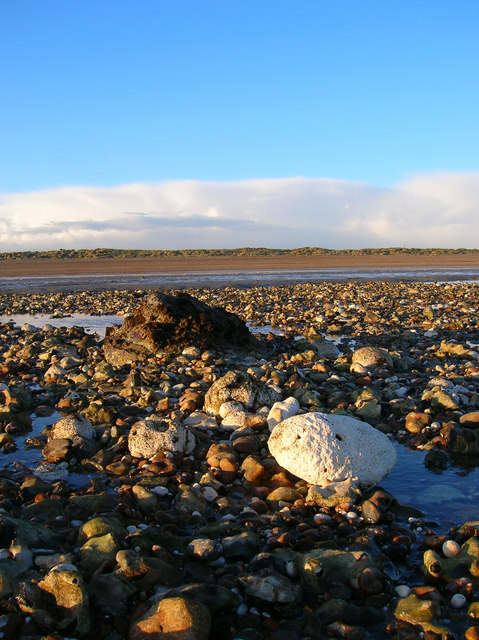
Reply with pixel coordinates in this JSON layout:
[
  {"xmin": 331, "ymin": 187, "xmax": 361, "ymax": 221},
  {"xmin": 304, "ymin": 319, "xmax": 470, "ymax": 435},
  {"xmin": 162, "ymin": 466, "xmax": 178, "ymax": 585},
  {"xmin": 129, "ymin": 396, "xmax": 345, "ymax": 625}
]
[{"xmin": 0, "ymin": 280, "xmax": 478, "ymax": 639}]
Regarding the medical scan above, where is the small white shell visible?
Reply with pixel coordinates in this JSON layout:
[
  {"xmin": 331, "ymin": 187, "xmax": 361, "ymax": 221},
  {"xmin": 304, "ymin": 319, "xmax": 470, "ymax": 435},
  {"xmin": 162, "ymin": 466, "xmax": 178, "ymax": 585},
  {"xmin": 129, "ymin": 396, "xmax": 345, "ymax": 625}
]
[
  {"xmin": 442, "ymin": 540, "xmax": 461, "ymax": 557},
  {"xmin": 395, "ymin": 585, "xmax": 411, "ymax": 598},
  {"xmin": 450, "ymin": 593, "xmax": 467, "ymax": 608}
]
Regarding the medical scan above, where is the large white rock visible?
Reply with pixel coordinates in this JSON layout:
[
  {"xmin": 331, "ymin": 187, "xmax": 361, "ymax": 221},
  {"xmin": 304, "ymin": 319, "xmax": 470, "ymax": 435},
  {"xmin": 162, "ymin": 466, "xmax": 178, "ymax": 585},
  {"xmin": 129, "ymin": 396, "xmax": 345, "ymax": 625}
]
[
  {"xmin": 268, "ymin": 412, "xmax": 396, "ymax": 487},
  {"xmin": 128, "ymin": 417, "xmax": 196, "ymax": 459}
]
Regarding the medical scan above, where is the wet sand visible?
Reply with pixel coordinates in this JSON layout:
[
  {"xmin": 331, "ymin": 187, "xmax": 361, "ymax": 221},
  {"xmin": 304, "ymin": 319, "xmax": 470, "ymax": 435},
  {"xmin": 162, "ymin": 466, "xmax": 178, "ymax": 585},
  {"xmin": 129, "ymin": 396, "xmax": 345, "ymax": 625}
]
[{"xmin": 1, "ymin": 252, "xmax": 479, "ymax": 277}]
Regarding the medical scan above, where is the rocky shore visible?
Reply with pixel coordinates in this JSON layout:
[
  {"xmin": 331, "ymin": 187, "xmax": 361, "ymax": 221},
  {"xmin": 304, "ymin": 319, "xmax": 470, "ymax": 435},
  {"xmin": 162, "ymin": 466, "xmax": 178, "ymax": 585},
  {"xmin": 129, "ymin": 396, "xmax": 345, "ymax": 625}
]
[{"xmin": 0, "ymin": 280, "xmax": 478, "ymax": 639}]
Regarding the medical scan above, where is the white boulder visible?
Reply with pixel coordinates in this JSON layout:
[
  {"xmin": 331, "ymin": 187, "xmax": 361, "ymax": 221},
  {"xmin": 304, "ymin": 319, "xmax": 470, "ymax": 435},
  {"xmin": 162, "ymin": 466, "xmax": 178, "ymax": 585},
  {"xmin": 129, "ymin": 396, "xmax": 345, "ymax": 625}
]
[
  {"xmin": 268, "ymin": 412, "xmax": 396, "ymax": 487},
  {"xmin": 128, "ymin": 417, "xmax": 196, "ymax": 458},
  {"xmin": 50, "ymin": 415, "xmax": 95, "ymax": 441},
  {"xmin": 267, "ymin": 397, "xmax": 300, "ymax": 432}
]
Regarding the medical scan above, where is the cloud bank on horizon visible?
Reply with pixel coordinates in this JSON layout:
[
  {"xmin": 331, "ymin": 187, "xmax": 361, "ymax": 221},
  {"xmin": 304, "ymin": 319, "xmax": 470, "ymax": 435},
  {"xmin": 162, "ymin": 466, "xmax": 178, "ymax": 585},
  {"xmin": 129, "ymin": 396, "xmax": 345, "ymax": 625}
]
[{"xmin": 1, "ymin": 172, "xmax": 478, "ymax": 251}]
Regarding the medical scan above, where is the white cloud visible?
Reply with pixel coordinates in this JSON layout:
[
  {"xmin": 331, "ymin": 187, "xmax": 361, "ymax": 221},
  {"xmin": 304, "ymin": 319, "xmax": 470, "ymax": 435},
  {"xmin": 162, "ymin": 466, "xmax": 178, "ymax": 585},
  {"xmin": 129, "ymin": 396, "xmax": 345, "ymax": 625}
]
[{"xmin": 0, "ymin": 173, "xmax": 478, "ymax": 251}]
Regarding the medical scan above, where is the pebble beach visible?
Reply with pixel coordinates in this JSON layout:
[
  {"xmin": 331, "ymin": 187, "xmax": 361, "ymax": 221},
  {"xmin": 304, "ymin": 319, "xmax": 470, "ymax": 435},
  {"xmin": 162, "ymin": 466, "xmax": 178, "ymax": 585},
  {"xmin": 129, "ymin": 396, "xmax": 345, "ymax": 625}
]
[{"xmin": 0, "ymin": 273, "xmax": 479, "ymax": 640}]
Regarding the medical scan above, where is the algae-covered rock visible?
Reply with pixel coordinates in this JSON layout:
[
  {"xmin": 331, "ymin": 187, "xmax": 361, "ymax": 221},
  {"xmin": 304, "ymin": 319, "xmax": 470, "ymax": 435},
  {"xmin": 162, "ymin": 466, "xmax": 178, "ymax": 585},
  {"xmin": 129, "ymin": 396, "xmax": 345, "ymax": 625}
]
[
  {"xmin": 318, "ymin": 598, "xmax": 384, "ymax": 626},
  {"xmin": 222, "ymin": 532, "xmax": 261, "ymax": 560},
  {"xmin": 296, "ymin": 547, "xmax": 376, "ymax": 593},
  {"xmin": 0, "ymin": 514, "xmax": 62, "ymax": 548},
  {"xmin": 394, "ymin": 589, "xmax": 441, "ymax": 623},
  {"xmin": 78, "ymin": 516, "xmax": 126, "ymax": 545},
  {"xmin": 393, "ymin": 587, "xmax": 453, "ymax": 639},
  {"xmin": 0, "ymin": 567, "xmax": 15, "ymax": 598},
  {"xmin": 174, "ymin": 484, "xmax": 207, "ymax": 515},
  {"xmin": 79, "ymin": 533, "xmax": 120, "ymax": 573},
  {"xmin": 424, "ymin": 537, "xmax": 479, "ymax": 584},
  {"xmin": 443, "ymin": 424, "xmax": 479, "ymax": 455},
  {"xmin": 88, "ymin": 572, "xmax": 137, "ymax": 616},
  {"xmin": 68, "ymin": 491, "xmax": 117, "ymax": 515},
  {"xmin": 167, "ymin": 583, "xmax": 240, "ymax": 613}
]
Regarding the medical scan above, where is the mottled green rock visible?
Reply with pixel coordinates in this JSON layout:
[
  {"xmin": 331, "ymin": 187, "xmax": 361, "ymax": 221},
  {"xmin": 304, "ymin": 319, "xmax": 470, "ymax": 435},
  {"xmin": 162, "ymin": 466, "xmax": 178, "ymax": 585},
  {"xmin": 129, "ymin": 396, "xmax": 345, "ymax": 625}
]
[
  {"xmin": 222, "ymin": 532, "xmax": 261, "ymax": 560},
  {"xmin": 22, "ymin": 497, "xmax": 64, "ymax": 521},
  {"xmin": 0, "ymin": 567, "xmax": 15, "ymax": 598},
  {"xmin": 0, "ymin": 514, "xmax": 62, "ymax": 548},
  {"xmin": 174, "ymin": 583, "xmax": 241, "ymax": 613},
  {"xmin": 296, "ymin": 548, "xmax": 375, "ymax": 593},
  {"xmin": 69, "ymin": 491, "xmax": 117, "ymax": 515},
  {"xmin": 88, "ymin": 572, "xmax": 137, "ymax": 615},
  {"xmin": 79, "ymin": 533, "xmax": 119, "ymax": 573},
  {"xmin": 174, "ymin": 484, "xmax": 207, "ymax": 515},
  {"xmin": 318, "ymin": 598, "xmax": 384, "ymax": 625},
  {"xmin": 78, "ymin": 516, "xmax": 126, "ymax": 545},
  {"xmin": 424, "ymin": 537, "xmax": 479, "ymax": 584},
  {"xmin": 444, "ymin": 425, "xmax": 479, "ymax": 455},
  {"xmin": 132, "ymin": 484, "xmax": 158, "ymax": 512},
  {"xmin": 394, "ymin": 591, "xmax": 441, "ymax": 623}
]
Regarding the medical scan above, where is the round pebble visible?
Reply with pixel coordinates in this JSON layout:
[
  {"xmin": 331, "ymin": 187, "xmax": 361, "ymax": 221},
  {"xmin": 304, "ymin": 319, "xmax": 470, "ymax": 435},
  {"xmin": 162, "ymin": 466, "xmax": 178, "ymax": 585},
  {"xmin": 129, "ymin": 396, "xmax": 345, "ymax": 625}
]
[
  {"xmin": 443, "ymin": 540, "xmax": 461, "ymax": 557},
  {"xmin": 451, "ymin": 593, "xmax": 467, "ymax": 608},
  {"xmin": 395, "ymin": 585, "xmax": 411, "ymax": 598}
]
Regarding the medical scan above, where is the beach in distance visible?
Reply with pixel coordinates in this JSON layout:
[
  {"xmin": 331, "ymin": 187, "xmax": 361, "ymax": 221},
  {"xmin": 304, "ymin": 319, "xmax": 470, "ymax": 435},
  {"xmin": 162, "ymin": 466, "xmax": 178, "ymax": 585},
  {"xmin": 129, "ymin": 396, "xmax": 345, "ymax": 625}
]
[{"xmin": 2, "ymin": 251, "xmax": 479, "ymax": 277}]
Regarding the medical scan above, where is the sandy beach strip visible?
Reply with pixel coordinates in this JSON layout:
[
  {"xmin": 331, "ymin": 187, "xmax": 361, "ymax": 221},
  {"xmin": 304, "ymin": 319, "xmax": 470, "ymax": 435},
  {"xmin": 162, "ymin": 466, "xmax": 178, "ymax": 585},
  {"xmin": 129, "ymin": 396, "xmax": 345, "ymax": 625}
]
[{"xmin": 1, "ymin": 252, "xmax": 479, "ymax": 277}]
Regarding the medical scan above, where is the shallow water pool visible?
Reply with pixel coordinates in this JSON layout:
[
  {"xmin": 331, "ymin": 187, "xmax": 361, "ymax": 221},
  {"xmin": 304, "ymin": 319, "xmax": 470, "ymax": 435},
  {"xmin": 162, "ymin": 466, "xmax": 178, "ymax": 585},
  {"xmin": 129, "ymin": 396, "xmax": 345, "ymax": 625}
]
[
  {"xmin": 0, "ymin": 312, "xmax": 122, "ymax": 337},
  {"xmin": 381, "ymin": 442, "xmax": 479, "ymax": 533}
]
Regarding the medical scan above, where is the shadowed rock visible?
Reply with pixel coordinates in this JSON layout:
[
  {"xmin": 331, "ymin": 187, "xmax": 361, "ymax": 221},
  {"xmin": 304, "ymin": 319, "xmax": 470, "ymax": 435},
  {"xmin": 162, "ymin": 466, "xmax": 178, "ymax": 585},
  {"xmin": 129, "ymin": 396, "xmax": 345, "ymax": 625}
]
[{"xmin": 103, "ymin": 292, "xmax": 253, "ymax": 365}]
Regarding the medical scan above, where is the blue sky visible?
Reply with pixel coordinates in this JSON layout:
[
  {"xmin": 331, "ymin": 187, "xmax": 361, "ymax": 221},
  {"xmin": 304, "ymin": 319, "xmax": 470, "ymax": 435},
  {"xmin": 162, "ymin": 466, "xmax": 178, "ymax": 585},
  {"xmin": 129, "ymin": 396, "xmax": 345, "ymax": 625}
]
[{"xmin": 1, "ymin": 1, "xmax": 479, "ymax": 250}]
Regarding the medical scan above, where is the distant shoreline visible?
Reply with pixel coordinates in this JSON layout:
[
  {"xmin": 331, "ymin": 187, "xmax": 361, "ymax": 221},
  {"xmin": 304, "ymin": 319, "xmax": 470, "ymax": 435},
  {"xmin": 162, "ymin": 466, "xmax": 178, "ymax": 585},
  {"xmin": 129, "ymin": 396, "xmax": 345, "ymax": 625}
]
[{"xmin": 1, "ymin": 252, "xmax": 479, "ymax": 277}]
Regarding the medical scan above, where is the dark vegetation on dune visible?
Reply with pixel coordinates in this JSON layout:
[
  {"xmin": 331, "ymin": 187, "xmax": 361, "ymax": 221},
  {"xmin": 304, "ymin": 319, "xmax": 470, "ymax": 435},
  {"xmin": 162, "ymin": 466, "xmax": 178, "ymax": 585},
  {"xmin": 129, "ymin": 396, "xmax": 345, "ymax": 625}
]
[{"xmin": 1, "ymin": 247, "xmax": 478, "ymax": 261}]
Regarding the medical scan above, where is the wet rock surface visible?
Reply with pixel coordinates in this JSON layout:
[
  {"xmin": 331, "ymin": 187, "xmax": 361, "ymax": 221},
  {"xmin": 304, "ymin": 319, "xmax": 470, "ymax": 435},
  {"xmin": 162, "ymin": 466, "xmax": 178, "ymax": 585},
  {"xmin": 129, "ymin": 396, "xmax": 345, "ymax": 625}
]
[{"xmin": 0, "ymin": 282, "xmax": 478, "ymax": 638}]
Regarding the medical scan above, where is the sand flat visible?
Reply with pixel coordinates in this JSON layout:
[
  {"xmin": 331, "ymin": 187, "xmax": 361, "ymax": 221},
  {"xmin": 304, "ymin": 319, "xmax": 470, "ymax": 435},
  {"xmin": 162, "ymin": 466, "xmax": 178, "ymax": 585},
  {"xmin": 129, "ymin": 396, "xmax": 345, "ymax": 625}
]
[{"xmin": 1, "ymin": 252, "xmax": 479, "ymax": 277}]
